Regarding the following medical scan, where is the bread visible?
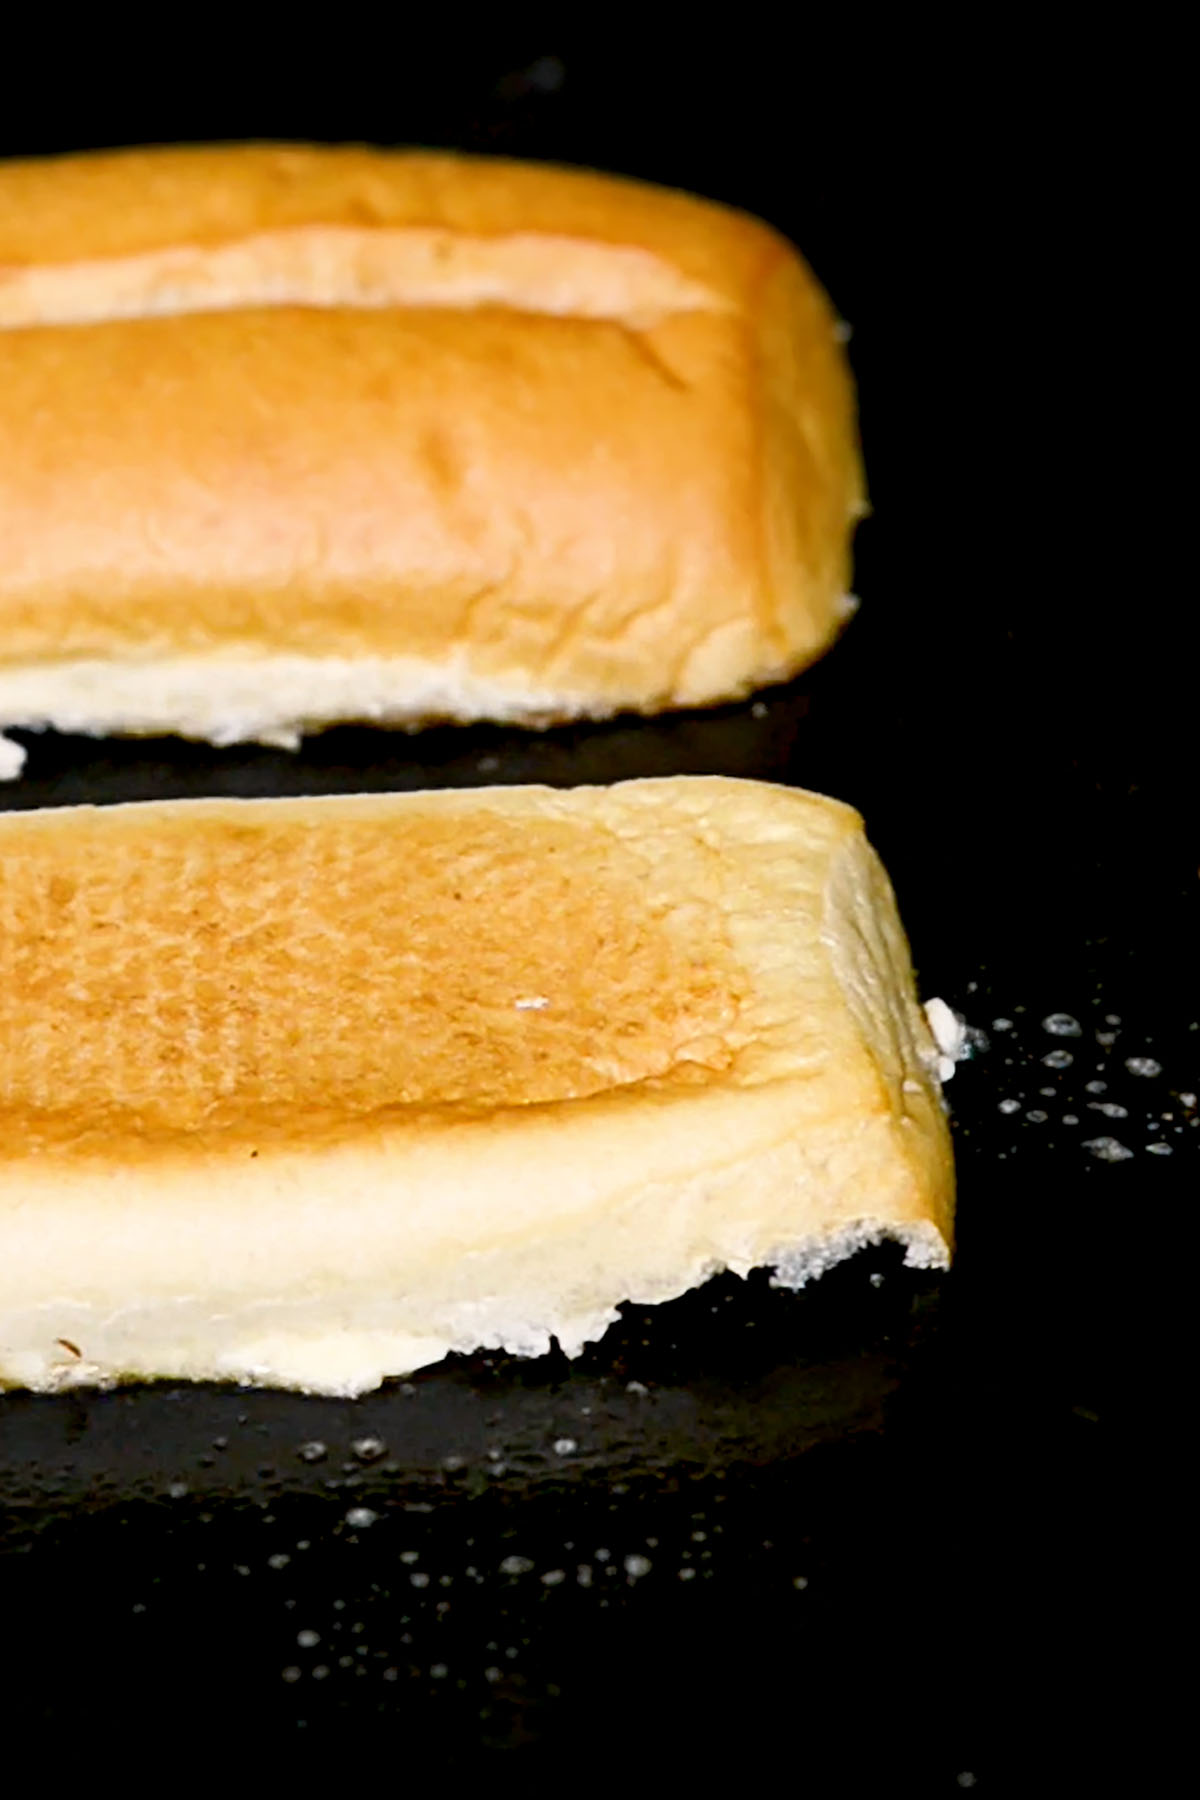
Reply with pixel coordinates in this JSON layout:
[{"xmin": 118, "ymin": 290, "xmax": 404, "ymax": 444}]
[
  {"xmin": 0, "ymin": 776, "xmax": 951, "ymax": 1395},
  {"xmin": 0, "ymin": 145, "xmax": 864, "ymax": 777}
]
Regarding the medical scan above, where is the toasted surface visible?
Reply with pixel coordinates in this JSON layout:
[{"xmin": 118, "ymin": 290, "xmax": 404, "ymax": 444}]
[
  {"xmin": 0, "ymin": 778, "xmax": 951, "ymax": 1393},
  {"xmin": 0, "ymin": 146, "xmax": 862, "ymax": 750},
  {"xmin": 1, "ymin": 791, "xmax": 746, "ymax": 1146}
]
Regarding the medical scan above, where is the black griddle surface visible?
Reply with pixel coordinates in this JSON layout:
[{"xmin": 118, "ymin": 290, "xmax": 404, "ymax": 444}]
[
  {"xmin": 0, "ymin": 40, "xmax": 1184, "ymax": 1783},
  {"xmin": 2, "ymin": 645, "xmax": 1186, "ymax": 1779}
]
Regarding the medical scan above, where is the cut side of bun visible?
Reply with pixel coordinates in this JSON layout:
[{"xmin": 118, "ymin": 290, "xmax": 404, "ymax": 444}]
[
  {"xmin": 0, "ymin": 777, "xmax": 952, "ymax": 1395},
  {"xmin": 0, "ymin": 145, "xmax": 863, "ymax": 767}
]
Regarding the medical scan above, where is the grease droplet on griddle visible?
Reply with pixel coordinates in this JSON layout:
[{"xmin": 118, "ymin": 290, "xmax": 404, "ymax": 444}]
[
  {"xmin": 1083, "ymin": 1137, "xmax": 1134, "ymax": 1162},
  {"xmin": 1042, "ymin": 1013, "xmax": 1082, "ymax": 1037},
  {"xmin": 351, "ymin": 1436, "xmax": 387, "ymax": 1463}
]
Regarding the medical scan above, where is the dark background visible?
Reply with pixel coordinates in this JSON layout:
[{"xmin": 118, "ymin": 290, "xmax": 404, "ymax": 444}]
[{"xmin": 0, "ymin": 27, "xmax": 1183, "ymax": 1784}]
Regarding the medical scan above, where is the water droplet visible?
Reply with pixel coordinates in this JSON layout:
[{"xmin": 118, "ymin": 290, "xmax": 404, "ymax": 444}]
[
  {"xmin": 351, "ymin": 1436, "xmax": 386, "ymax": 1463},
  {"xmin": 484, "ymin": 1665, "xmax": 502, "ymax": 1683},
  {"xmin": 1147, "ymin": 1142, "xmax": 1174, "ymax": 1156},
  {"xmin": 1083, "ymin": 1136, "xmax": 1134, "ymax": 1162},
  {"xmin": 1026, "ymin": 1109, "xmax": 1048, "ymax": 1123},
  {"xmin": 1088, "ymin": 1101, "xmax": 1128, "ymax": 1119},
  {"xmin": 1085, "ymin": 1079, "xmax": 1107, "ymax": 1094},
  {"xmin": 430, "ymin": 1662, "xmax": 448, "ymax": 1679},
  {"xmin": 868, "ymin": 1271, "xmax": 885, "ymax": 1287},
  {"xmin": 1042, "ymin": 1049, "xmax": 1074, "ymax": 1068},
  {"xmin": 297, "ymin": 1441, "xmax": 327, "ymax": 1463},
  {"xmin": 1063, "ymin": 1114, "xmax": 1079, "ymax": 1125},
  {"xmin": 624, "ymin": 1554, "xmax": 652, "ymax": 1580},
  {"xmin": 793, "ymin": 1575, "xmax": 810, "ymax": 1590},
  {"xmin": 500, "ymin": 1554, "xmax": 534, "ymax": 1576},
  {"xmin": 297, "ymin": 1629, "xmax": 320, "ymax": 1648},
  {"xmin": 540, "ymin": 1569, "xmax": 567, "ymax": 1586},
  {"xmin": 1125, "ymin": 1056, "xmax": 1162, "ymax": 1078},
  {"xmin": 167, "ymin": 1481, "xmax": 188, "ymax": 1499},
  {"xmin": 268, "ymin": 1553, "xmax": 290, "ymax": 1571},
  {"xmin": 410, "ymin": 1571, "xmax": 429, "ymax": 1588},
  {"xmin": 998, "ymin": 1098, "xmax": 1021, "ymax": 1114},
  {"xmin": 1042, "ymin": 1013, "xmax": 1082, "ymax": 1037},
  {"xmin": 311, "ymin": 1665, "xmax": 330, "ymax": 1681},
  {"xmin": 625, "ymin": 1380, "xmax": 648, "ymax": 1395},
  {"xmin": 345, "ymin": 1507, "xmax": 378, "ymax": 1529},
  {"xmin": 281, "ymin": 1666, "xmax": 302, "ymax": 1683},
  {"xmin": 992, "ymin": 1018, "xmax": 1013, "ymax": 1032},
  {"xmin": 553, "ymin": 1437, "xmax": 577, "ymax": 1456}
]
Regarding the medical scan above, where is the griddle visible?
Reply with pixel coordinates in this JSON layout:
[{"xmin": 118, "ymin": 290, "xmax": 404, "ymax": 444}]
[{"xmin": 0, "ymin": 40, "xmax": 1187, "ymax": 1784}]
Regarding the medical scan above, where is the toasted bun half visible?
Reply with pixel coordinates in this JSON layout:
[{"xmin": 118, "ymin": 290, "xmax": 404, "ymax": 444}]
[{"xmin": 0, "ymin": 777, "xmax": 950, "ymax": 1394}]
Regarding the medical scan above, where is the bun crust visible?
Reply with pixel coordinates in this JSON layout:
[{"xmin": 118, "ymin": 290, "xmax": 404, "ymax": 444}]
[{"xmin": 0, "ymin": 146, "xmax": 862, "ymax": 759}]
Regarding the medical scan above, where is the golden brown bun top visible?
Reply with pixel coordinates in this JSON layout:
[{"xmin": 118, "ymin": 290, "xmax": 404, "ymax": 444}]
[
  {"xmin": 0, "ymin": 141, "xmax": 806, "ymax": 314},
  {"xmin": 0, "ymin": 147, "xmax": 863, "ymax": 706}
]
